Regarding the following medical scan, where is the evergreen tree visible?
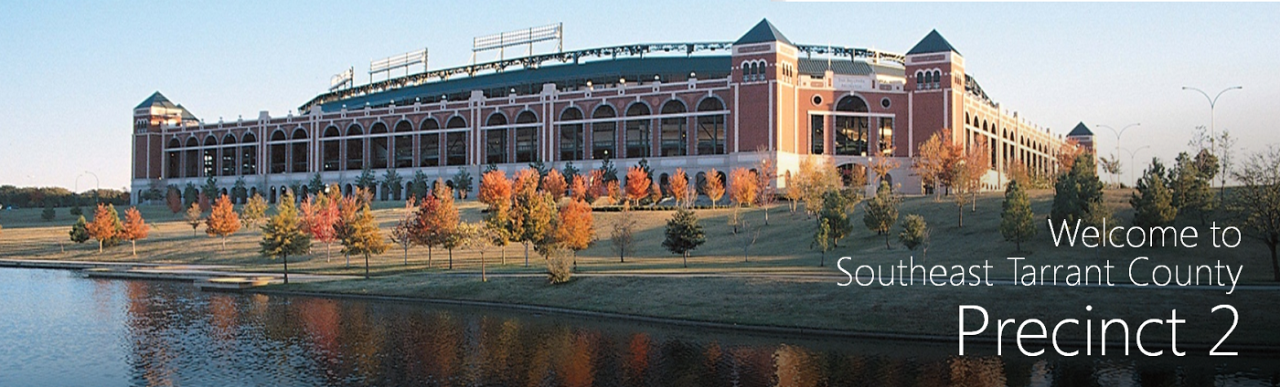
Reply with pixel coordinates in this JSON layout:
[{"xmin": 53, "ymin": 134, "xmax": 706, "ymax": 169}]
[
  {"xmin": 201, "ymin": 176, "xmax": 219, "ymax": 202},
  {"xmin": 69, "ymin": 215, "xmax": 90, "ymax": 244},
  {"xmin": 562, "ymin": 162, "xmax": 580, "ymax": 184},
  {"xmin": 410, "ymin": 170, "xmax": 430, "ymax": 200},
  {"xmin": 598, "ymin": 158, "xmax": 618, "ymax": 183},
  {"xmin": 42, "ymin": 202, "xmax": 56, "ymax": 221},
  {"xmin": 308, "ymin": 173, "xmax": 325, "ymax": 197},
  {"xmin": 183, "ymin": 183, "xmax": 199, "ymax": 207},
  {"xmin": 1130, "ymin": 158, "xmax": 1178, "ymax": 228},
  {"xmin": 529, "ymin": 159, "xmax": 549, "ymax": 177},
  {"xmin": 662, "ymin": 208, "xmax": 705, "ymax": 268},
  {"xmin": 1170, "ymin": 152, "xmax": 1214, "ymax": 224},
  {"xmin": 70, "ymin": 202, "xmax": 83, "ymax": 217},
  {"xmin": 1051, "ymin": 153, "xmax": 1105, "ymax": 226},
  {"xmin": 863, "ymin": 181, "xmax": 901, "ymax": 249},
  {"xmin": 206, "ymin": 194, "xmax": 242, "ymax": 250},
  {"xmin": 232, "ymin": 177, "xmax": 248, "ymax": 204},
  {"xmin": 259, "ymin": 190, "xmax": 310, "ymax": 284},
  {"xmin": 452, "ymin": 167, "xmax": 473, "ymax": 199},
  {"xmin": 356, "ymin": 167, "xmax": 379, "ymax": 194},
  {"xmin": 340, "ymin": 201, "xmax": 389, "ymax": 279},
  {"xmin": 1000, "ymin": 180, "xmax": 1037, "ymax": 252},
  {"xmin": 120, "ymin": 207, "xmax": 149, "ymax": 256},
  {"xmin": 382, "ymin": 168, "xmax": 403, "ymax": 200},
  {"xmin": 816, "ymin": 190, "xmax": 856, "ymax": 248},
  {"xmin": 898, "ymin": 214, "xmax": 928, "ymax": 253}
]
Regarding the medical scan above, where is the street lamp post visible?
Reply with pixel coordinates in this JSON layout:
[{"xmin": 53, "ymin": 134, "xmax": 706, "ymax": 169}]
[
  {"xmin": 1096, "ymin": 122, "xmax": 1140, "ymax": 184},
  {"xmin": 1122, "ymin": 146, "xmax": 1151, "ymax": 187},
  {"xmin": 1182, "ymin": 86, "xmax": 1242, "ymax": 150}
]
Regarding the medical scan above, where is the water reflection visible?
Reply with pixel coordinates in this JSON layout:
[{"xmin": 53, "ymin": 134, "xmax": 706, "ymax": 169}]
[{"xmin": 0, "ymin": 268, "xmax": 1274, "ymax": 387}]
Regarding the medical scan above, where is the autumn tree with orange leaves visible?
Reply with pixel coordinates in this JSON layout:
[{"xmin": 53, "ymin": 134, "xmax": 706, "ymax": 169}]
[
  {"xmin": 542, "ymin": 169, "xmax": 567, "ymax": 201},
  {"xmin": 555, "ymin": 198, "xmax": 595, "ymax": 264},
  {"xmin": 301, "ymin": 192, "xmax": 339, "ymax": 261},
  {"xmin": 120, "ymin": 207, "xmax": 149, "ymax": 256},
  {"xmin": 669, "ymin": 168, "xmax": 690, "ymax": 208},
  {"xmin": 206, "ymin": 194, "xmax": 242, "ymax": 250},
  {"xmin": 569, "ymin": 175, "xmax": 587, "ymax": 201},
  {"xmin": 86, "ymin": 204, "xmax": 122, "ymax": 253},
  {"xmin": 624, "ymin": 166, "xmax": 651, "ymax": 208},
  {"xmin": 704, "ymin": 168, "xmax": 725, "ymax": 208}
]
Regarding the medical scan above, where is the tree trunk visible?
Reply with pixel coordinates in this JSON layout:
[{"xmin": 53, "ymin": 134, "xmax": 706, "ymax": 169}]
[
  {"xmin": 763, "ymin": 206, "xmax": 769, "ymax": 225},
  {"xmin": 957, "ymin": 205, "xmax": 964, "ymax": 228},
  {"xmin": 448, "ymin": 249, "xmax": 454, "ymax": 270},
  {"xmin": 345, "ymin": 253, "xmax": 350, "ymax": 268},
  {"xmin": 971, "ymin": 192, "xmax": 977, "ymax": 212},
  {"xmin": 326, "ymin": 243, "xmax": 331, "ymax": 262},
  {"xmin": 683, "ymin": 251, "xmax": 688, "ymax": 268},
  {"xmin": 619, "ymin": 247, "xmax": 624, "ymax": 263},
  {"xmin": 481, "ymin": 251, "xmax": 487, "ymax": 282},
  {"xmin": 222, "ymin": 236, "xmax": 227, "ymax": 250},
  {"xmin": 884, "ymin": 233, "xmax": 891, "ymax": 249},
  {"xmin": 524, "ymin": 243, "xmax": 530, "ymax": 267},
  {"xmin": 283, "ymin": 253, "xmax": 289, "ymax": 284},
  {"xmin": 502, "ymin": 248, "xmax": 507, "ymax": 265},
  {"xmin": 1270, "ymin": 243, "xmax": 1279, "ymax": 282},
  {"xmin": 427, "ymin": 246, "xmax": 433, "ymax": 268},
  {"xmin": 131, "ymin": 240, "xmax": 137, "ymax": 256},
  {"xmin": 364, "ymin": 253, "xmax": 370, "ymax": 279},
  {"xmin": 98, "ymin": 240, "xmax": 103, "ymax": 253},
  {"xmin": 1016, "ymin": 240, "xmax": 1022, "ymax": 253},
  {"xmin": 820, "ymin": 251, "xmax": 825, "ymax": 267},
  {"xmin": 403, "ymin": 246, "xmax": 408, "ymax": 265}
]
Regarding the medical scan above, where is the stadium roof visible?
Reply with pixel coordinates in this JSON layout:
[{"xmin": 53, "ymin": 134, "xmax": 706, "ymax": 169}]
[
  {"xmin": 797, "ymin": 58, "xmax": 904, "ymax": 78},
  {"xmin": 1068, "ymin": 122, "xmax": 1093, "ymax": 136},
  {"xmin": 735, "ymin": 19, "xmax": 792, "ymax": 46},
  {"xmin": 907, "ymin": 30, "xmax": 960, "ymax": 56}
]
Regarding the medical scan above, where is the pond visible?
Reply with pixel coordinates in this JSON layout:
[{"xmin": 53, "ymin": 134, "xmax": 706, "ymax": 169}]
[{"xmin": 0, "ymin": 268, "xmax": 1272, "ymax": 386}]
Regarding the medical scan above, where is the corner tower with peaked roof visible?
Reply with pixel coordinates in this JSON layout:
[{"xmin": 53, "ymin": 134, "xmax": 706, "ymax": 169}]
[
  {"xmin": 732, "ymin": 19, "xmax": 800, "ymax": 154},
  {"xmin": 905, "ymin": 30, "xmax": 966, "ymax": 156},
  {"xmin": 1067, "ymin": 122, "xmax": 1095, "ymax": 152}
]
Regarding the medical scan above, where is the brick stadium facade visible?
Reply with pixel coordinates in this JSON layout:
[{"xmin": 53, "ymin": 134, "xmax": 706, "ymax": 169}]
[{"xmin": 130, "ymin": 20, "xmax": 1088, "ymax": 204}]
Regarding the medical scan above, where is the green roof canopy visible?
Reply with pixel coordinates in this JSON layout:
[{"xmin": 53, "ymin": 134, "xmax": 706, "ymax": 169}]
[
  {"xmin": 907, "ymin": 30, "xmax": 959, "ymax": 56},
  {"xmin": 735, "ymin": 19, "xmax": 792, "ymax": 46},
  {"xmin": 1068, "ymin": 122, "xmax": 1093, "ymax": 136}
]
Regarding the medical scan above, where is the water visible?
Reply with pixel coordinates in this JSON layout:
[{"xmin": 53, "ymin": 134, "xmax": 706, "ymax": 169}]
[{"xmin": 0, "ymin": 268, "xmax": 1274, "ymax": 387}]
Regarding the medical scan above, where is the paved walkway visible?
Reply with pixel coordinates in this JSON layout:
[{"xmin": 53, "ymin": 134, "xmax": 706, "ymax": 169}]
[{"xmin": 0, "ymin": 259, "xmax": 356, "ymax": 285}]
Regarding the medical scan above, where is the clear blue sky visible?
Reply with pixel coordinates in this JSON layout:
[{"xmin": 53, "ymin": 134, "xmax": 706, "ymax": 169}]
[{"xmin": 1, "ymin": 1, "xmax": 1276, "ymax": 191}]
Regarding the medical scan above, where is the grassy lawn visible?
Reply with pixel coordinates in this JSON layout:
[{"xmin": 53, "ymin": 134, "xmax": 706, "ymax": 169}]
[{"xmin": 1, "ymin": 189, "xmax": 1276, "ymax": 346}]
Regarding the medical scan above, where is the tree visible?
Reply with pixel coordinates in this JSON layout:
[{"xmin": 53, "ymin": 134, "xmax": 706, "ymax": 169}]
[
  {"xmin": 233, "ymin": 177, "xmax": 249, "ymax": 204},
  {"xmin": 389, "ymin": 200, "xmax": 416, "ymax": 266},
  {"xmin": 569, "ymin": 174, "xmax": 588, "ymax": 202},
  {"xmin": 899, "ymin": 214, "xmax": 929, "ymax": 255},
  {"xmin": 410, "ymin": 170, "xmax": 430, "ymax": 200},
  {"xmin": 341, "ymin": 201, "xmax": 389, "ymax": 279},
  {"xmin": 704, "ymin": 168, "xmax": 725, "ymax": 208},
  {"xmin": 355, "ymin": 167, "xmax": 379, "ymax": 194},
  {"xmin": 382, "ymin": 168, "xmax": 403, "ymax": 201},
  {"xmin": 598, "ymin": 158, "xmax": 618, "ymax": 183},
  {"xmin": 1051, "ymin": 152, "xmax": 1105, "ymax": 227},
  {"xmin": 457, "ymin": 222, "xmax": 490, "ymax": 281},
  {"xmin": 198, "ymin": 193, "xmax": 212, "ymax": 213},
  {"xmin": 415, "ymin": 185, "xmax": 460, "ymax": 269},
  {"xmin": 438, "ymin": 198, "xmax": 467, "ymax": 270},
  {"xmin": 201, "ymin": 176, "xmax": 218, "ymax": 202},
  {"xmin": 70, "ymin": 202, "xmax": 83, "ymax": 217},
  {"xmin": 648, "ymin": 181, "xmax": 662, "ymax": 207},
  {"xmin": 863, "ymin": 181, "xmax": 901, "ymax": 249},
  {"xmin": 166, "ymin": 187, "xmax": 183, "ymax": 214},
  {"xmin": 42, "ymin": 202, "xmax": 56, "ymax": 221},
  {"xmin": 513, "ymin": 191, "xmax": 558, "ymax": 266},
  {"xmin": 301, "ymin": 194, "xmax": 338, "ymax": 261},
  {"xmin": 206, "ymin": 194, "xmax": 242, "ymax": 250},
  {"xmin": 755, "ymin": 156, "xmax": 778, "ymax": 224},
  {"xmin": 610, "ymin": 209, "xmax": 636, "ymax": 264},
  {"xmin": 670, "ymin": 168, "xmax": 691, "ymax": 208},
  {"xmin": 624, "ymin": 166, "xmax": 651, "ymax": 208},
  {"xmin": 333, "ymin": 194, "xmax": 360, "ymax": 267},
  {"xmin": 86, "ymin": 204, "xmax": 122, "ymax": 253},
  {"xmin": 662, "ymin": 208, "xmax": 705, "ymax": 268},
  {"xmin": 479, "ymin": 170, "xmax": 513, "ymax": 208},
  {"xmin": 563, "ymin": 162, "xmax": 580, "ymax": 186},
  {"xmin": 794, "ymin": 156, "xmax": 840, "ymax": 216},
  {"xmin": 1216, "ymin": 130, "xmax": 1237, "ymax": 204},
  {"xmin": 120, "ymin": 207, "xmax": 149, "ymax": 256},
  {"xmin": 1000, "ymin": 180, "xmax": 1037, "ymax": 252},
  {"xmin": 184, "ymin": 202, "xmax": 203, "ymax": 236},
  {"xmin": 183, "ymin": 183, "xmax": 199, "ymax": 207},
  {"xmin": 1099, "ymin": 154, "xmax": 1124, "ymax": 186},
  {"xmin": 543, "ymin": 169, "xmax": 568, "ymax": 201},
  {"xmin": 1056, "ymin": 138, "xmax": 1085, "ymax": 174},
  {"xmin": 1170, "ymin": 151, "xmax": 1214, "ymax": 225},
  {"xmin": 558, "ymin": 198, "xmax": 595, "ymax": 264},
  {"xmin": 260, "ymin": 190, "xmax": 310, "ymax": 284},
  {"xmin": 1130, "ymin": 158, "xmax": 1177, "ymax": 228},
  {"xmin": 914, "ymin": 131, "xmax": 961, "ymax": 199},
  {"xmin": 452, "ymin": 167, "xmax": 473, "ymax": 199},
  {"xmin": 816, "ymin": 189, "xmax": 856, "ymax": 249},
  {"xmin": 963, "ymin": 139, "xmax": 991, "ymax": 212},
  {"xmin": 1232, "ymin": 146, "xmax": 1280, "ymax": 281},
  {"xmin": 950, "ymin": 159, "xmax": 972, "ymax": 227},
  {"xmin": 728, "ymin": 168, "xmax": 758, "ymax": 229},
  {"xmin": 812, "ymin": 218, "xmax": 833, "ymax": 267},
  {"xmin": 69, "ymin": 215, "xmax": 90, "ymax": 244},
  {"xmin": 241, "ymin": 193, "xmax": 268, "ymax": 229}
]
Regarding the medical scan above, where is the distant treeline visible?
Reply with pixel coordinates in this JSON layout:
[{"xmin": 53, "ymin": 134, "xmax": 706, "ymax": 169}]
[{"xmin": 0, "ymin": 185, "xmax": 130, "ymax": 209}]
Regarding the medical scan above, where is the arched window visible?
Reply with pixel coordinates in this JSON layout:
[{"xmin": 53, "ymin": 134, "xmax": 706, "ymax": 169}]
[
  {"xmin": 559, "ymin": 107, "xmax": 584, "ymax": 161},
  {"xmin": 322, "ymin": 126, "xmax": 341, "ymax": 171},
  {"xmin": 485, "ymin": 112, "xmax": 508, "ymax": 164},
  {"xmin": 369, "ymin": 123, "xmax": 389, "ymax": 169},
  {"xmin": 932, "ymin": 70, "xmax": 942, "ymax": 89},
  {"xmin": 202, "ymin": 135, "xmax": 219, "ymax": 177},
  {"xmin": 268, "ymin": 131, "xmax": 287, "ymax": 174},
  {"xmin": 345, "ymin": 124, "xmax": 364, "ymax": 171},
  {"xmin": 166, "ymin": 138, "xmax": 181, "ymax": 178},
  {"xmin": 515, "ymin": 111, "xmax": 538, "ymax": 162},
  {"xmin": 625, "ymin": 103, "xmax": 651, "ymax": 158},
  {"xmin": 696, "ymin": 98, "xmax": 726, "ymax": 155},
  {"xmin": 420, "ymin": 118, "xmax": 440, "ymax": 167},
  {"xmin": 290, "ymin": 128, "xmax": 308, "ymax": 173},
  {"xmin": 660, "ymin": 100, "xmax": 686, "ymax": 156},
  {"xmin": 240, "ymin": 132, "xmax": 258, "ymax": 175},
  {"xmin": 916, "ymin": 71, "xmax": 924, "ymax": 89},
  {"xmin": 446, "ymin": 116, "xmax": 467, "ymax": 166},
  {"xmin": 393, "ymin": 121, "xmax": 414, "ymax": 168},
  {"xmin": 221, "ymin": 133, "xmax": 238, "ymax": 176},
  {"xmin": 591, "ymin": 105, "xmax": 616, "ymax": 160},
  {"xmin": 834, "ymin": 96, "xmax": 869, "ymax": 156}
]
